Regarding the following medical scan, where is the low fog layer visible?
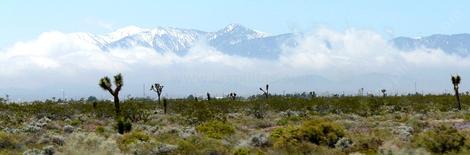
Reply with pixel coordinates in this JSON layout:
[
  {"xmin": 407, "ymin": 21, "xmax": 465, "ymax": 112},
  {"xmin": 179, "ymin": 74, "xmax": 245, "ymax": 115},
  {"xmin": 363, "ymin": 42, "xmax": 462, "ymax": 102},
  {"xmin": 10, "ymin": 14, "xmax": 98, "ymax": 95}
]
[{"xmin": 0, "ymin": 28, "xmax": 468, "ymax": 101}]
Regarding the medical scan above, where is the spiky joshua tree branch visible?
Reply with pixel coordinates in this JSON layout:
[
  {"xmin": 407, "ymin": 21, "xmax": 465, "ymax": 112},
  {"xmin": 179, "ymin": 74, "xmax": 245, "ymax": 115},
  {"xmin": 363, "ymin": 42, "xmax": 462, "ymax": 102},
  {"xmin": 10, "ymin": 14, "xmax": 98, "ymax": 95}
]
[
  {"xmin": 99, "ymin": 73, "xmax": 123, "ymax": 116},
  {"xmin": 259, "ymin": 84, "xmax": 269, "ymax": 99}
]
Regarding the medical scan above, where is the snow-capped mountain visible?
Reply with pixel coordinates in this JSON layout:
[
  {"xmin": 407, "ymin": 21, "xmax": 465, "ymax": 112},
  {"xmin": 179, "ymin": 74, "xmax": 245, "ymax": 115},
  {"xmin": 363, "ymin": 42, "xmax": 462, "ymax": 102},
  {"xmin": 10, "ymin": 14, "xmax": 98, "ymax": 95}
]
[
  {"xmin": 392, "ymin": 34, "xmax": 470, "ymax": 56},
  {"xmin": 106, "ymin": 26, "xmax": 204, "ymax": 52},
  {"xmin": 209, "ymin": 24, "xmax": 268, "ymax": 45},
  {"xmin": 68, "ymin": 24, "xmax": 470, "ymax": 59},
  {"xmin": 66, "ymin": 24, "xmax": 294, "ymax": 59}
]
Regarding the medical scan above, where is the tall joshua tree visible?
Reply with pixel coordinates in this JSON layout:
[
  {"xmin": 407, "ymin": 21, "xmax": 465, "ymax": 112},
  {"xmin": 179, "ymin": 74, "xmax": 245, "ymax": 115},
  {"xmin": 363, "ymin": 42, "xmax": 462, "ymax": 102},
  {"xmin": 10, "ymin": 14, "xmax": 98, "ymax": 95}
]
[
  {"xmin": 207, "ymin": 92, "xmax": 211, "ymax": 101},
  {"xmin": 309, "ymin": 91, "xmax": 316, "ymax": 99},
  {"xmin": 229, "ymin": 92, "xmax": 237, "ymax": 100},
  {"xmin": 99, "ymin": 73, "xmax": 123, "ymax": 116},
  {"xmin": 151, "ymin": 83, "xmax": 164, "ymax": 105},
  {"xmin": 259, "ymin": 84, "xmax": 269, "ymax": 99},
  {"xmin": 255, "ymin": 84, "xmax": 269, "ymax": 119},
  {"xmin": 452, "ymin": 75, "xmax": 462, "ymax": 110},
  {"xmin": 381, "ymin": 89, "xmax": 387, "ymax": 97}
]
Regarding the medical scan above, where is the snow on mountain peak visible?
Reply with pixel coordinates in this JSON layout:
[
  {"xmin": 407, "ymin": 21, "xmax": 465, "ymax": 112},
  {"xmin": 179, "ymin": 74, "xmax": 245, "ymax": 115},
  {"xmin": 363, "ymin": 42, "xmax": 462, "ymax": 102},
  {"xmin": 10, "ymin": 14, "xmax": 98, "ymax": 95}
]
[
  {"xmin": 208, "ymin": 24, "xmax": 268, "ymax": 45},
  {"xmin": 219, "ymin": 23, "xmax": 267, "ymax": 36},
  {"xmin": 63, "ymin": 24, "xmax": 288, "ymax": 58},
  {"xmin": 223, "ymin": 23, "xmax": 245, "ymax": 32},
  {"xmin": 105, "ymin": 25, "xmax": 146, "ymax": 42}
]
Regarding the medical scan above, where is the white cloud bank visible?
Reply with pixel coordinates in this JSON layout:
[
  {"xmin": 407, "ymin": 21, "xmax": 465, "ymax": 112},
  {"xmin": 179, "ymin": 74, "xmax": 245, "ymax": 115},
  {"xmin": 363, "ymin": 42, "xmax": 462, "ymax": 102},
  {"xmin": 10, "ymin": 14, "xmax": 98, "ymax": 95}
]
[{"xmin": 0, "ymin": 28, "xmax": 469, "ymax": 100}]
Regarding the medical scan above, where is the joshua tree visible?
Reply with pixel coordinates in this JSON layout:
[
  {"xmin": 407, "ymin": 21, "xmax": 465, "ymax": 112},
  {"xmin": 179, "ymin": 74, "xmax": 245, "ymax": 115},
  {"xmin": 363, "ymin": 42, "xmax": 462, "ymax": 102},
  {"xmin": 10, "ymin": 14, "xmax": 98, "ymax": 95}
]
[
  {"xmin": 255, "ymin": 84, "xmax": 269, "ymax": 119},
  {"xmin": 358, "ymin": 88, "xmax": 364, "ymax": 96},
  {"xmin": 99, "ymin": 73, "xmax": 123, "ymax": 116},
  {"xmin": 309, "ymin": 91, "xmax": 316, "ymax": 99},
  {"xmin": 92, "ymin": 101, "xmax": 97, "ymax": 109},
  {"xmin": 150, "ymin": 83, "xmax": 164, "ymax": 105},
  {"xmin": 229, "ymin": 92, "xmax": 237, "ymax": 100},
  {"xmin": 207, "ymin": 92, "xmax": 211, "ymax": 101},
  {"xmin": 452, "ymin": 75, "xmax": 462, "ymax": 110},
  {"xmin": 259, "ymin": 84, "xmax": 269, "ymax": 99},
  {"xmin": 381, "ymin": 89, "xmax": 387, "ymax": 97}
]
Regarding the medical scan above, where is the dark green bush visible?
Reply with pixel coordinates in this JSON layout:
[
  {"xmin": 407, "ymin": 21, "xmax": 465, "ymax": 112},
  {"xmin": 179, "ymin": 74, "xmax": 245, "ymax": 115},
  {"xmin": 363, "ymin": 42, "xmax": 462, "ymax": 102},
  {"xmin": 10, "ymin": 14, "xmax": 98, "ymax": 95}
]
[
  {"xmin": 0, "ymin": 132, "xmax": 20, "ymax": 149},
  {"xmin": 115, "ymin": 117, "xmax": 132, "ymax": 134},
  {"xmin": 95, "ymin": 126, "xmax": 105, "ymax": 134},
  {"xmin": 413, "ymin": 125, "xmax": 466, "ymax": 153}
]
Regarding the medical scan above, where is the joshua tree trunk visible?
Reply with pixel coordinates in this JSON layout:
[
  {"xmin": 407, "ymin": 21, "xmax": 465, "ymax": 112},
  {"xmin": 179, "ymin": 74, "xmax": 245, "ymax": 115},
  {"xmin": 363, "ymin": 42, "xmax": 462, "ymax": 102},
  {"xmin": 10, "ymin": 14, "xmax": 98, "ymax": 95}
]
[
  {"xmin": 454, "ymin": 87, "xmax": 461, "ymax": 110},
  {"xmin": 114, "ymin": 94, "xmax": 121, "ymax": 115},
  {"xmin": 158, "ymin": 95, "xmax": 161, "ymax": 105}
]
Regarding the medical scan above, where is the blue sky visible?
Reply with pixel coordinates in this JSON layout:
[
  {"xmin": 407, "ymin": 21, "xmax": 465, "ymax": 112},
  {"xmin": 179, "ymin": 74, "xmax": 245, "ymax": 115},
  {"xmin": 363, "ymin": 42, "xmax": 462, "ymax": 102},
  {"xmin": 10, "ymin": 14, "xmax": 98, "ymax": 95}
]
[{"xmin": 1, "ymin": 0, "xmax": 470, "ymax": 47}]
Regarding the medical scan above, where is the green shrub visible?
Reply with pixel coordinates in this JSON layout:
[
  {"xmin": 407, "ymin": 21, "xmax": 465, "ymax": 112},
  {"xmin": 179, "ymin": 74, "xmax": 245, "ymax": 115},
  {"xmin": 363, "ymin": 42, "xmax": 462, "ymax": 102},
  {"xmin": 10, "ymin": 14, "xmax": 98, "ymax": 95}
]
[
  {"xmin": 299, "ymin": 119, "xmax": 346, "ymax": 147},
  {"xmin": 250, "ymin": 101, "xmax": 268, "ymax": 119},
  {"xmin": 276, "ymin": 115, "xmax": 303, "ymax": 126},
  {"xmin": 232, "ymin": 148, "xmax": 266, "ymax": 155},
  {"xmin": 351, "ymin": 135, "xmax": 383, "ymax": 153},
  {"xmin": 271, "ymin": 119, "xmax": 346, "ymax": 149},
  {"xmin": 270, "ymin": 125, "xmax": 302, "ymax": 149},
  {"xmin": 185, "ymin": 101, "xmax": 229, "ymax": 125},
  {"xmin": 413, "ymin": 125, "xmax": 465, "ymax": 153},
  {"xmin": 464, "ymin": 113, "xmax": 470, "ymax": 121},
  {"xmin": 117, "ymin": 131, "xmax": 151, "ymax": 151},
  {"xmin": 115, "ymin": 117, "xmax": 132, "ymax": 134},
  {"xmin": 69, "ymin": 119, "xmax": 81, "ymax": 126},
  {"xmin": 0, "ymin": 132, "xmax": 20, "ymax": 150},
  {"xmin": 122, "ymin": 100, "xmax": 152, "ymax": 123},
  {"xmin": 176, "ymin": 136, "xmax": 230, "ymax": 155},
  {"xmin": 196, "ymin": 120, "xmax": 235, "ymax": 139},
  {"xmin": 233, "ymin": 147, "xmax": 250, "ymax": 155},
  {"xmin": 95, "ymin": 126, "xmax": 105, "ymax": 134}
]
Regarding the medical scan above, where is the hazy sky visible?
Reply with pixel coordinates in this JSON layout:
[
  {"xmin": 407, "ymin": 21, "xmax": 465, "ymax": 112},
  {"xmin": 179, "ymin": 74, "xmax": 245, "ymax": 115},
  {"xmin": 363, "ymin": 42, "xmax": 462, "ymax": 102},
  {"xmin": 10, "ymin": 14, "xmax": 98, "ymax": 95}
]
[{"xmin": 1, "ymin": 0, "xmax": 470, "ymax": 47}]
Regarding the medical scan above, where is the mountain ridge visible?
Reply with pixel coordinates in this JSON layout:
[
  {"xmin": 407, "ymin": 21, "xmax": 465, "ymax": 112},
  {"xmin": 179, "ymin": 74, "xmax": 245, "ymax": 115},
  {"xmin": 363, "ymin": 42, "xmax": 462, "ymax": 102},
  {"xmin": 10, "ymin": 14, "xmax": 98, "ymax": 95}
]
[
  {"xmin": 68, "ymin": 24, "xmax": 470, "ymax": 59},
  {"xmin": 392, "ymin": 33, "xmax": 470, "ymax": 56}
]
